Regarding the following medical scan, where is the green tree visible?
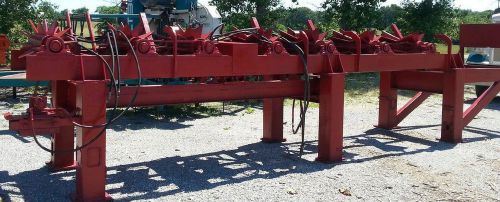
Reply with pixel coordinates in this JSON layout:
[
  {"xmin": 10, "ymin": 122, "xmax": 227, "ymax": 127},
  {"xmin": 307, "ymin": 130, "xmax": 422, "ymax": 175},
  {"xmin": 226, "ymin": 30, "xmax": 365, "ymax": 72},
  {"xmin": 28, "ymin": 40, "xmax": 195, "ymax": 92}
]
[
  {"xmin": 281, "ymin": 7, "xmax": 320, "ymax": 30},
  {"xmin": 375, "ymin": 4, "xmax": 404, "ymax": 30},
  {"xmin": 210, "ymin": 0, "xmax": 295, "ymax": 29},
  {"xmin": 96, "ymin": 5, "xmax": 121, "ymax": 14},
  {"xmin": 0, "ymin": 0, "xmax": 37, "ymax": 44},
  {"xmin": 322, "ymin": 0, "xmax": 387, "ymax": 31},
  {"xmin": 72, "ymin": 7, "xmax": 89, "ymax": 15},
  {"xmin": 36, "ymin": 0, "xmax": 62, "ymax": 21},
  {"xmin": 399, "ymin": 0, "xmax": 455, "ymax": 41},
  {"xmin": 95, "ymin": 5, "xmax": 121, "ymax": 34},
  {"xmin": 447, "ymin": 9, "xmax": 492, "ymax": 39}
]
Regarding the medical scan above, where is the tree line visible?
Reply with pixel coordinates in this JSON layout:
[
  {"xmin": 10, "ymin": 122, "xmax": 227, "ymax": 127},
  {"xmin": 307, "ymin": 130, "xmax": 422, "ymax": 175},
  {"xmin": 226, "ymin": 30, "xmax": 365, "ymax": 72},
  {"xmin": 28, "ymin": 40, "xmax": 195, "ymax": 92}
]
[
  {"xmin": 211, "ymin": 0, "xmax": 494, "ymax": 41},
  {"xmin": 0, "ymin": 0, "xmax": 115, "ymax": 45},
  {"xmin": 0, "ymin": 0, "xmax": 495, "ymax": 45}
]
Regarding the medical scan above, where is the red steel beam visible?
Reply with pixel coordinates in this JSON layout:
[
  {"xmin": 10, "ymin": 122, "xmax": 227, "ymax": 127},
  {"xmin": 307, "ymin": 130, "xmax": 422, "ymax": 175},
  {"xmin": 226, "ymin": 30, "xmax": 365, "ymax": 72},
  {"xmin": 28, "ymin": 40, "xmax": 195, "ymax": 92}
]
[
  {"xmin": 262, "ymin": 98, "xmax": 286, "ymax": 143},
  {"xmin": 74, "ymin": 81, "xmax": 111, "ymax": 201},
  {"xmin": 441, "ymin": 70, "xmax": 465, "ymax": 143},
  {"xmin": 460, "ymin": 24, "xmax": 500, "ymax": 59},
  {"xmin": 108, "ymin": 80, "xmax": 318, "ymax": 107},
  {"xmin": 354, "ymin": 54, "xmax": 448, "ymax": 72},
  {"xmin": 460, "ymin": 67, "xmax": 500, "ymax": 83},
  {"xmin": 262, "ymin": 75, "xmax": 286, "ymax": 143},
  {"xmin": 317, "ymin": 73, "xmax": 345, "ymax": 162},
  {"xmin": 378, "ymin": 72, "xmax": 433, "ymax": 129},
  {"xmin": 48, "ymin": 80, "xmax": 77, "ymax": 172},
  {"xmin": 378, "ymin": 72, "xmax": 398, "ymax": 129},
  {"xmin": 460, "ymin": 24, "xmax": 500, "ymax": 49},
  {"xmin": 25, "ymin": 53, "xmax": 450, "ymax": 81},
  {"xmin": 392, "ymin": 71, "xmax": 444, "ymax": 93},
  {"xmin": 462, "ymin": 82, "xmax": 500, "ymax": 127}
]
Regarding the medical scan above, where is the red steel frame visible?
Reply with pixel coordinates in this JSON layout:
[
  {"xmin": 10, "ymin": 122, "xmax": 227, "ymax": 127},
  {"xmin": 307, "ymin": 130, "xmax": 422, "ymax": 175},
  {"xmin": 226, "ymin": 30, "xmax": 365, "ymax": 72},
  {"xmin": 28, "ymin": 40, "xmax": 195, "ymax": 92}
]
[
  {"xmin": 0, "ymin": 34, "xmax": 9, "ymax": 65},
  {"xmin": 5, "ymin": 23, "xmax": 500, "ymax": 201},
  {"xmin": 377, "ymin": 24, "xmax": 500, "ymax": 143}
]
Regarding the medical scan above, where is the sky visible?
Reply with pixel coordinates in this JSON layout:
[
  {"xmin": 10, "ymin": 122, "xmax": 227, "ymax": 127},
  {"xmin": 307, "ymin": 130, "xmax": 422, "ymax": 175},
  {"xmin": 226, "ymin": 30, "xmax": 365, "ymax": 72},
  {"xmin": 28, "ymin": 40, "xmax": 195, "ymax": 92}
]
[{"xmin": 48, "ymin": 0, "xmax": 500, "ymax": 13}]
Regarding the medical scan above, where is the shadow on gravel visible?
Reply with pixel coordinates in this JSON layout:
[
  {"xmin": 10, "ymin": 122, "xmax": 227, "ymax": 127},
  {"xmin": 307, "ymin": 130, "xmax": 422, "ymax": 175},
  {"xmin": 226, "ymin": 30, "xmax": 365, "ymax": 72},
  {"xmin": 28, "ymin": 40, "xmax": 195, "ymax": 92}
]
[
  {"xmin": 0, "ymin": 169, "xmax": 75, "ymax": 202},
  {"xmin": 1, "ymin": 124, "xmax": 499, "ymax": 201},
  {"xmin": 342, "ymin": 127, "xmax": 456, "ymax": 162},
  {"xmin": 103, "ymin": 142, "xmax": 322, "ymax": 201},
  {"xmin": 0, "ymin": 141, "xmax": 327, "ymax": 201},
  {"xmin": 342, "ymin": 125, "xmax": 499, "ymax": 163},
  {"xmin": 463, "ymin": 126, "xmax": 500, "ymax": 142},
  {"xmin": 0, "ymin": 130, "xmax": 30, "ymax": 143}
]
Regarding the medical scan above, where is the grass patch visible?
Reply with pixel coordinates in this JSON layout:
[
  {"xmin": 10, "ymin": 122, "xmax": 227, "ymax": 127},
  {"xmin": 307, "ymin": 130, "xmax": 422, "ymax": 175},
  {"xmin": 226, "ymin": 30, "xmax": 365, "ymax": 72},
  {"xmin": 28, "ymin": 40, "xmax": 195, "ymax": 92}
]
[
  {"xmin": 436, "ymin": 43, "xmax": 460, "ymax": 54},
  {"xmin": 284, "ymin": 99, "xmax": 320, "ymax": 108},
  {"xmin": 345, "ymin": 73, "xmax": 380, "ymax": 103},
  {"xmin": 13, "ymin": 103, "xmax": 25, "ymax": 109}
]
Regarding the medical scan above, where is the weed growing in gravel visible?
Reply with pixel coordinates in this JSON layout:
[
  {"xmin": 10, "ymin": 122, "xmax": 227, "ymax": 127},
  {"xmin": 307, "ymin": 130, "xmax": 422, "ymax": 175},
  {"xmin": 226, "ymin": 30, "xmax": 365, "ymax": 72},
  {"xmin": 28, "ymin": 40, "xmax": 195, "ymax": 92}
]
[
  {"xmin": 245, "ymin": 107, "xmax": 255, "ymax": 114},
  {"xmin": 13, "ymin": 103, "xmax": 24, "ymax": 109}
]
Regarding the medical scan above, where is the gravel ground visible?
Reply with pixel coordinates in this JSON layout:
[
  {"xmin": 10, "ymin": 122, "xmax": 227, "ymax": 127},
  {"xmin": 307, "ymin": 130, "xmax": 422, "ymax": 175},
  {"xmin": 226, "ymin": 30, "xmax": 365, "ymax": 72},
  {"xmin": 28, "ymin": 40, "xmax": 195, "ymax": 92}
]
[{"xmin": 0, "ymin": 92, "xmax": 499, "ymax": 201}]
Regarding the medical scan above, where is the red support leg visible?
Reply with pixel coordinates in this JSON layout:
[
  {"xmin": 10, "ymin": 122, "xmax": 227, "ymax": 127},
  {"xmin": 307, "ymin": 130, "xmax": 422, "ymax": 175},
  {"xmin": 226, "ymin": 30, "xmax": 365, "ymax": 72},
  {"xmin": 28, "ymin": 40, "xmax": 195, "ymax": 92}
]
[
  {"xmin": 317, "ymin": 73, "xmax": 345, "ymax": 163},
  {"xmin": 262, "ymin": 98, "xmax": 286, "ymax": 143},
  {"xmin": 47, "ymin": 81, "xmax": 77, "ymax": 172},
  {"xmin": 73, "ymin": 81, "xmax": 111, "ymax": 202},
  {"xmin": 377, "ymin": 72, "xmax": 432, "ymax": 129},
  {"xmin": 441, "ymin": 70, "xmax": 465, "ymax": 143},
  {"xmin": 377, "ymin": 72, "xmax": 398, "ymax": 129}
]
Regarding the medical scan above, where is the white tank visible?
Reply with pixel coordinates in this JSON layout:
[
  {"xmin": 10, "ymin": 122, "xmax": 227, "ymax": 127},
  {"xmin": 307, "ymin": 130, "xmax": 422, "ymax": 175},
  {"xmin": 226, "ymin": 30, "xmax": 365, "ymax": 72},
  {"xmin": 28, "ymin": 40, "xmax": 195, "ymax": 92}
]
[
  {"xmin": 144, "ymin": 2, "xmax": 221, "ymax": 35},
  {"xmin": 176, "ymin": 5, "xmax": 222, "ymax": 34},
  {"xmin": 492, "ymin": 13, "xmax": 500, "ymax": 23}
]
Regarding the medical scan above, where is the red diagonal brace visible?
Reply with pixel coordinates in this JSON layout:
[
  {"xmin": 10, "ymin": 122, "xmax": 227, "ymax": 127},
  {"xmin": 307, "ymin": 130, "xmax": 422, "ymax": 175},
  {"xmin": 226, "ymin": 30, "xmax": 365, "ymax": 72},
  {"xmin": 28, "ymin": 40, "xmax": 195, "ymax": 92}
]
[
  {"xmin": 395, "ymin": 92, "xmax": 432, "ymax": 125},
  {"xmin": 378, "ymin": 72, "xmax": 432, "ymax": 129},
  {"xmin": 462, "ymin": 82, "xmax": 500, "ymax": 127}
]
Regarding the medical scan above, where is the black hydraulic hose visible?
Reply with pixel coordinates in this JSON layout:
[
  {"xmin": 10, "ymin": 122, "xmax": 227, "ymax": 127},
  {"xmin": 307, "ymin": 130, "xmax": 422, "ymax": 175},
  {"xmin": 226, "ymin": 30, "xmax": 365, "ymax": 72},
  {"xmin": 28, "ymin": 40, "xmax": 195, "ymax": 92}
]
[
  {"xmin": 213, "ymin": 28, "xmax": 310, "ymax": 155},
  {"xmin": 30, "ymin": 30, "xmax": 144, "ymax": 153},
  {"xmin": 32, "ymin": 43, "xmax": 120, "ymax": 153},
  {"xmin": 71, "ymin": 44, "xmax": 119, "ymax": 129},
  {"xmin": 72, "ymin": 30, "xmax": 142, "ymax": 125},
  {"xmin": 110, "ymin": 30, "xmax": 122, "ymax": 94},
  {"xmin": 278, "ymin": 35, "xmax": 311, "ymax": 156},
  {"xmin": 106, "ymin": 32, "xmax": 117, "ymax": 100},
  {"xmin": 108, "ymin": 29, "xmax": 142, "ymax": 124},
  {"xmin": 208, "ymin": 23, "xmax": 224, "ymax": 40}
]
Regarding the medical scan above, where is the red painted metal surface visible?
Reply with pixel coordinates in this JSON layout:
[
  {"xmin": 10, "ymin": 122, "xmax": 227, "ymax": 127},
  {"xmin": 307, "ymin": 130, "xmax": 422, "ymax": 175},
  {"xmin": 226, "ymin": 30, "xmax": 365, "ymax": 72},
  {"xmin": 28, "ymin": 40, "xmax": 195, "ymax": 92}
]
[
  {"xmin": 3, "ymin": 14, "xmax": 500, "ymax": 201},
  {"xmin": 10, "ymin": 49, "xmax": 26, "ymax": 70},
  {"xmin": 48, "ymin": 81, "xmax": 78, "ymax": 171},
  {"xmin": 0, "ymin": 34, "xmax": 9, "ymax": 65},
  {"xmin": 462, "ymin": 82, "xmax": 500, "ymax": 127},
  {"xmin": 108, "ymin": 80, "xmax": 317, "ymax": 107},
  {"xmin": 4, "ymin": 96, "xmax": 73, "ymax": 136},
  {"xmin": 262, "ymin": 98, "xmax": 286, "ymax": 143},
  {"xmin": 317, "ymin": 73, "xmax": 345, "ymax": 162},
  {"xmin": 73, "ymin": 81, "xmax": 111, "ymax": 201},
  {"xmin": 441, "ymin": 69, "xmax": 465, "ymax": 143},
  {"xmin": 377, "ymin": 72, "xmax": 398, "ymax": 129}
]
